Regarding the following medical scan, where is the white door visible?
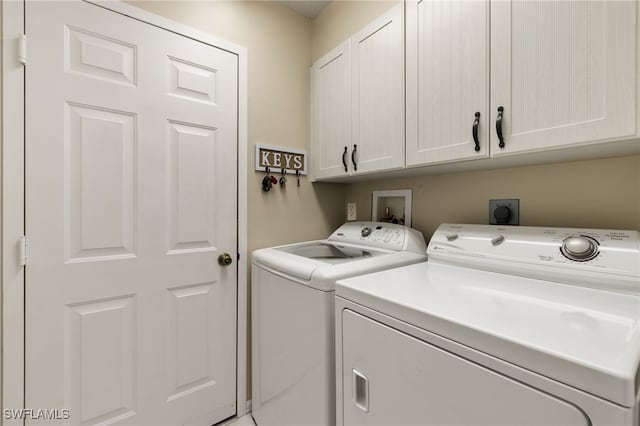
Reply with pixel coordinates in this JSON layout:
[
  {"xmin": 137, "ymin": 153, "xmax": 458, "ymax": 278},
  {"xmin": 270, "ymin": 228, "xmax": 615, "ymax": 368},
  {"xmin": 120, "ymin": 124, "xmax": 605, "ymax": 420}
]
[
  {"xmin": 351, "ymin": 4, "xmax": 404, "ymax": 175},
  {"xmin": 25, "ymin": 2, "xmax": 238, "ymax": 425},
  {"xmin": 406, "ymin": 0, "xmax": 489, "ymax": 166},
  {"xmin": 311, "ymin": 41, "xmax": 352, "ymax": 180},
  {"xmin": 490, "ymin": 0, "xmax": 638, "ymax": 156}
]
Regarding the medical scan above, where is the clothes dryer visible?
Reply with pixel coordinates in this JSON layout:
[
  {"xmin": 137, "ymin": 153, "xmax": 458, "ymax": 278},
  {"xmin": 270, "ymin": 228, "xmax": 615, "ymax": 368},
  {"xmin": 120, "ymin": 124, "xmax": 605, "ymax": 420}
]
[{"xmin": 336, "ymin": 224, "xmax": 640, "ymax": 426}]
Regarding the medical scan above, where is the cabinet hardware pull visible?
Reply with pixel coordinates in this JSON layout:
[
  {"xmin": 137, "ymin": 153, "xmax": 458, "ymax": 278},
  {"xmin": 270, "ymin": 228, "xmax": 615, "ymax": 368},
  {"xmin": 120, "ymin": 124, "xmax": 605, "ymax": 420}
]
[
  {"xmin": 342, "ymin": 146, "xmax": 348, "ymax": 172},
  {"xmin": 352, "ymin": 369, "xmax": 369, "ymax": 413},
  {"xmin": 496, "ymin": 106, "xmax": 505, "ymax": 148},
  {"xmin": 473, "ymin": 112, "xmax": 481, "ymax": 152},
  {"xmin": 351, "ymin": 144, "xmax": 358, "ymax": 171}
]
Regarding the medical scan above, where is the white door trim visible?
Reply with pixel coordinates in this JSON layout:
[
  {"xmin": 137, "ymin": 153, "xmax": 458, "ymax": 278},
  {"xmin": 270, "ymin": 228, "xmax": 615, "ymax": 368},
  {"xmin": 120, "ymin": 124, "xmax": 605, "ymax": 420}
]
[
  {"xmin": 1, "ymin": 0, "xmax": 249, "ymax": 419},
  {"xmin": 2, "ymin": 2, "xmax": 27, "ymax": 424}
]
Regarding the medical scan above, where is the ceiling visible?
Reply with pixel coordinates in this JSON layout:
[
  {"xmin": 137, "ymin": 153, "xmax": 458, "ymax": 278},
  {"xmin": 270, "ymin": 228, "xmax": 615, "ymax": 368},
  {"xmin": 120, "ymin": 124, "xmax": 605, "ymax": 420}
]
[{"xmin": 279, "ymin": 0, "xmax": 331, "ymax": 19}]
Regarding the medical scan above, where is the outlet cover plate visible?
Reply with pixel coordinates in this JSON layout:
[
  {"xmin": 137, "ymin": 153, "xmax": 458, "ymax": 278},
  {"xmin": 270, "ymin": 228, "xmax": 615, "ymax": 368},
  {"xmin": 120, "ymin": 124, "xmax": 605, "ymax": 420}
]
[
  {"xmin": 347, "ymin": 203, "xmax": 357, "ymax": 221},
  {"xmin": 489, "ymin": 199, "xmax": 519, "ymax": 225}
]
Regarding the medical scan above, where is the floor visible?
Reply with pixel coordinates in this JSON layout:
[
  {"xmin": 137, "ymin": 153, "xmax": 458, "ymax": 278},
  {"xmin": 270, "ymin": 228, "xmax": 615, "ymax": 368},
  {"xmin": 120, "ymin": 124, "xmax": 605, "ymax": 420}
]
[{"xmin": 221, "ymin": 414, "xmax": 255, "ymax": 426}]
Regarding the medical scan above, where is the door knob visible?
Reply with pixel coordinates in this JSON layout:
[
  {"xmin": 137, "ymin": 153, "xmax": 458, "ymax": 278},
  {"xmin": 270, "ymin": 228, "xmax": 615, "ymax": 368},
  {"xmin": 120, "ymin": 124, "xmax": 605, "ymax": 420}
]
[{"xmin": 218, "ymin": 253, "xmax": 233, "ymax": 266}]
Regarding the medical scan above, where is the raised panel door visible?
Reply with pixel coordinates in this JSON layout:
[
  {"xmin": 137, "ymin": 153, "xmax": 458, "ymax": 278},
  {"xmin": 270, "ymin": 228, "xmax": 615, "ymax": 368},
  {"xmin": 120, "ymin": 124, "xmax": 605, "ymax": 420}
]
[{"xmin": 26, "ymin": 2, "xmax": 237, "ymax": 425}]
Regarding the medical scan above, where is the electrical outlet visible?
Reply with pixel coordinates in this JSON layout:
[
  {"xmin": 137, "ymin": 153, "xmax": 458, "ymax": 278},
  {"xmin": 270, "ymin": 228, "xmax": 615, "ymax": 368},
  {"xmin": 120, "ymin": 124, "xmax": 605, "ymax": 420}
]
[
  {"xmin": 347, "ymin": 203, "xmax": 357, "ymax": 221},
  {"xmin": 489, "ymin": 199, "xmax": 519, "ymax": 225}
]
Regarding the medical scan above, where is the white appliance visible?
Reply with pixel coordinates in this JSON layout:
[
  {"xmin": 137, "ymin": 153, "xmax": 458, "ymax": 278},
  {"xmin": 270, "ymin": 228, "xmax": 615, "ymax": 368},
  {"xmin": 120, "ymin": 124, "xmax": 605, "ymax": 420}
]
[
  {"xmin": 335, "ymin": 224, "xmax": 640, "ymax": 426},
  {"xmin": 251, "ymin": 222, "xmax": 427, "ymax": 426}
]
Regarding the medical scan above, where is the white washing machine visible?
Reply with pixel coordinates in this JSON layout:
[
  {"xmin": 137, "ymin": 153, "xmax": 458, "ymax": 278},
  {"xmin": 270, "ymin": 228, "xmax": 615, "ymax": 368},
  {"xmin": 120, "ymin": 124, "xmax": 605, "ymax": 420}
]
[
  {"xmin": 251, "ymin": 222, "xmax": 427, "ymax": 426},
  {"xmin": 335, "ymin": 223, "xmax": 640, "ymax": 426}
]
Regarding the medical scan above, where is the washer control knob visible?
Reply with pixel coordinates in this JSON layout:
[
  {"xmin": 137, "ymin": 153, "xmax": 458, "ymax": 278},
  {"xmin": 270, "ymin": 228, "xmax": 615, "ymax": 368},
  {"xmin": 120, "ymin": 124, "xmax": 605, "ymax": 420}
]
[
  {"xmin": 561, "ymin": 236, "xmax": 599, "ymax": 261},
  {"xmin": 446, "ymin": 234, "xmax": 458, "ymax": 242},
  {"xmin": 491, "ymin": 235, "xmax": 505, "ymax": 246},
  {"xmin": 361, "ymin": 227, "xmax": 373, "ymax": 237}
]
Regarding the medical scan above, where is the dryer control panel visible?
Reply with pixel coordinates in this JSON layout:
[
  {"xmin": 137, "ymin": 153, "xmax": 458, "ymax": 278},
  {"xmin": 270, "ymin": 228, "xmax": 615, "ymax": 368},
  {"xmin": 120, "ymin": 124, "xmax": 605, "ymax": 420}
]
[
  {"xmin": 328, "ymin": 222, "xmax": 426, "ymax": 254},
  {"xmin": 428, "ymin": 224, "xmax": 640, "ymax": 294}
]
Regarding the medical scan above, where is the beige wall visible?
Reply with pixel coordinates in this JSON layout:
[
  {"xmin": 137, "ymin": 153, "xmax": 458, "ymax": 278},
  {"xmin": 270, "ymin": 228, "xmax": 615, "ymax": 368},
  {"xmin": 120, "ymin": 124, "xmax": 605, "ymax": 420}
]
[
  {"xmin": 345, "ymin": 155, "xmax": 640, "ymax": 240},
  {"xmin": 311, "ymin": 0, "xmax": 398, "ymax": 61}
]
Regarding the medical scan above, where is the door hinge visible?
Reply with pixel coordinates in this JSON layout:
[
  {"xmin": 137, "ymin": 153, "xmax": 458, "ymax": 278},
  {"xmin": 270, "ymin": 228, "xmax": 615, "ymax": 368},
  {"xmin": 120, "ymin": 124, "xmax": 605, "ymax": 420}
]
[
  {"xmin": 19, "ymin": 235, "xmax": 28, "ymax": 266},
  {"xmin": 18, "ymin": 34, "xmax": 27, "ymax": 66}
]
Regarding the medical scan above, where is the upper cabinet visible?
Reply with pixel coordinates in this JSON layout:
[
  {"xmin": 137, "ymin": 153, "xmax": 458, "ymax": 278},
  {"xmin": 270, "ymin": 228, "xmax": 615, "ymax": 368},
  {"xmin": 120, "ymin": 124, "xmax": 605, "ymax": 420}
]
[
  {"xmin": 311, "ymin": 41, "xmax": 351, "ymax": 180},
  {"xmin": 406, "ymin": 0, "xmax": 490, "ymax": 166},
  {"xmin": 311, "ymin": 5, "xmax": 404, "ymax": 180},
  {"xmin": 311, "ymin": 0, "xmax": 639, "ymax": 181},
  {"xmin": 351, "ymin": 4, "xmax": 405, "ymax": 174},
  {"xmin": 490, "ymin": 0, "xmax": 638, "ymax": 155}
]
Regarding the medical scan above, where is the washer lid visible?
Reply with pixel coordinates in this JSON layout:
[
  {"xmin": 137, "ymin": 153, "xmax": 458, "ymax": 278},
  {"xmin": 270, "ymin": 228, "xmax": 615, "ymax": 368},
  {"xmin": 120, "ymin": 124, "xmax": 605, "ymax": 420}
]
[
  {"xmin": 252, "ymin": 240, "xmax": 389, "ymax": 281},
  {"xmin": 336, "ymin": 262, "xmax": 640, "ymax": 407},
  {"xmin": 276, "ymin": 241, "xmax": 385, "ymax": 264}
]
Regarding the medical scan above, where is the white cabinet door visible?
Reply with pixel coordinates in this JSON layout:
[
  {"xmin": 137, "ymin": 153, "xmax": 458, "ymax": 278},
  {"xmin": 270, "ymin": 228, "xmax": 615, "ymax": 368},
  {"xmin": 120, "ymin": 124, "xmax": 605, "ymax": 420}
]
[
  {"xmin": 406, "ymin": 0, "xmax": 489, "ymax": 166},
  {"xmin": 341, "ymin": 310, "xmax": 591, "ymax": 426},
  {"xmin": 26, "ymin": 2, "xmax": 237, "ymax": 425},
  {"xmin": 351, "ymin": 4, "xmax": 405, "ymax": 174},
  {"xmin": 491, "ymin": 0, "xmax": 638, "ymax": 156},
  {"xmin": 311, "ymin": 41, "xmax": 352, "ymax": 179}
]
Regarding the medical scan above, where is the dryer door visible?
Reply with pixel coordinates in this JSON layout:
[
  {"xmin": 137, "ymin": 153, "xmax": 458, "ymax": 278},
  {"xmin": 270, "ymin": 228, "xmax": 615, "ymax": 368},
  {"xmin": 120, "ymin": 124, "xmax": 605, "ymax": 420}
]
[{"xmin": 341, "ymin": 310, "xmax": 590, "ymax": 426}]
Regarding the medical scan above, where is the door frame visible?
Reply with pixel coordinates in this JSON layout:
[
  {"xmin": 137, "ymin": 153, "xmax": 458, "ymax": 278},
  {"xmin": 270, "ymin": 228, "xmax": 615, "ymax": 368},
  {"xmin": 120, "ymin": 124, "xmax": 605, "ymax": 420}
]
[{"xmin": 1, "ymin": 0, "xmax": 249, "ymax": 421}]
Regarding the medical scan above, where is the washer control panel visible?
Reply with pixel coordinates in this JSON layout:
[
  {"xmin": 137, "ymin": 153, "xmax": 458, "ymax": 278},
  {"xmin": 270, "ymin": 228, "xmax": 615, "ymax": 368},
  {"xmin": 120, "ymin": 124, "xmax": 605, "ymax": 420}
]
[
  {"xmin": 428, "ymin": 224, "xmax": 640, "ymax": 292},
  {"xmin": 328, "ymin": 222, "xmax": 426, "ymax": 254}
]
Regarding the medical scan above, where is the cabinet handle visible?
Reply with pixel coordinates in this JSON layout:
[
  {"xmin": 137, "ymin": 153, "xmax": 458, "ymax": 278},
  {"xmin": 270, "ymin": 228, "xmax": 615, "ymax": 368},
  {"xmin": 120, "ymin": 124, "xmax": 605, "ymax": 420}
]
[
  {"xmin": 342, "ymin": 146, "xmax": 348, "ymax": 172},
  {"xmin": 351, "ymin": 144, "xmax": 358, "ymax": 172},
  {"xmin": 352, "ymin": 369, "xmax": 369, "ymax": 413},
  {"xmin": 472, "ymin": 112, "xmax": 480, "ymax": 152},
  {"xmin": 496, "ymin": 106, "xmax": 505, "ymax": 148}
]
